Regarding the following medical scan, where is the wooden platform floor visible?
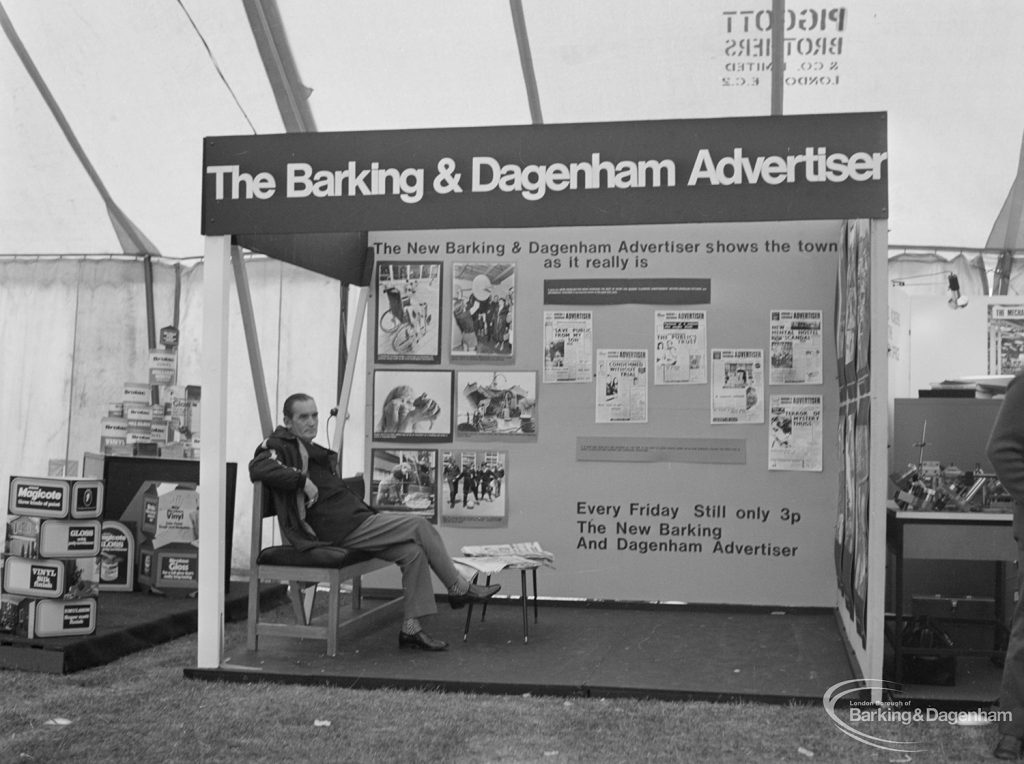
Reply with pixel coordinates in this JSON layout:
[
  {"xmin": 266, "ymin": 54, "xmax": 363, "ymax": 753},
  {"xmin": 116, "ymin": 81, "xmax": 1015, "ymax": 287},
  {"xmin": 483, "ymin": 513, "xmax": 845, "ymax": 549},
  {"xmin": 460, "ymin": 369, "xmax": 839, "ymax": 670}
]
[
  {"xmin": 3, "ymin": 586, "xmax": 1002, "ymax": 709},
  {"xmin": 189, "ymin": 599, "xmax": 858, "ymax": 704}
]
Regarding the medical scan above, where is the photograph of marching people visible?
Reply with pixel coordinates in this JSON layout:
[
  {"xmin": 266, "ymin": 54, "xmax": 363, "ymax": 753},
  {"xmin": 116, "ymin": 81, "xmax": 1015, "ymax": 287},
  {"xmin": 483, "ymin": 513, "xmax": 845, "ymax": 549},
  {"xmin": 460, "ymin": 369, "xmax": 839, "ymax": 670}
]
[
  {"xmin": 370, "ymin": 449, "xmax": 438, "ymax": 522},
  {"xmin": 375, "ymin": 260, "xmax": 442, "ymax": 363},
  {"xmin": 440, "ymin": 450, "xmax": 508, "ymax": 528},
  {"xmin": 455, "ymin": 370, "xmax": 537, "ymax": 438},
  {"xmin": 450, "ymin": 262, "xmax": 515, "ymax": 361},
  {"xmin": 372, "ymin": 369, "xmax": 453, "ymax": 442}
]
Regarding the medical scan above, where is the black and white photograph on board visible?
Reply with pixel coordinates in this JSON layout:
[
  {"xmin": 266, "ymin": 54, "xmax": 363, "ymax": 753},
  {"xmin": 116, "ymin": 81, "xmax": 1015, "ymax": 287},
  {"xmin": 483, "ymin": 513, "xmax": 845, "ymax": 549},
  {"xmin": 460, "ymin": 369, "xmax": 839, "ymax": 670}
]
[
  {"xmin": 451, "ymin": 262, "xmax": 515, "ymax": 361},
  {"xmin": 375, "ymin": 261, "xmax": 442, "ymax": 364},
  {"xmin": 440, "ymin": 450, "xmax": 508, "ymax": 528},
  {"xmin": 455, "ymin": 370, "xmax": 537, "ymax": 438},
  {"xmin": 372, "ymin": 369, "xmax": 453, "ymax": 442},
  {"xmin": 370, "ymin": 448, "xmax": 438, "ymax": 522}
]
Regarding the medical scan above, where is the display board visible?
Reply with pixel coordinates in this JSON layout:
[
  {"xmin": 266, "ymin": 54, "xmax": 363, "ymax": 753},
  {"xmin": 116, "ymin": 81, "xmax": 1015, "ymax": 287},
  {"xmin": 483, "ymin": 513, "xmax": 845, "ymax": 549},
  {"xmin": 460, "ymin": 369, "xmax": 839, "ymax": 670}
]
[{"xmin": 366, "ymin": 220, "xmax": 843, "ymax": 606}]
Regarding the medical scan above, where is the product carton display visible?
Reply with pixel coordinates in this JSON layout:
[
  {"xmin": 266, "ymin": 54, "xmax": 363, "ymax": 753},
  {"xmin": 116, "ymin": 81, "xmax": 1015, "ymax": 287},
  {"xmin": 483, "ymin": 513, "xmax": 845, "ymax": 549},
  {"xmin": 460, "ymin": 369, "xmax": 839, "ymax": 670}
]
[
  {"xmin": 101, "ymin": 417, "xmax": 128, "ymax": 439},
  {"xmin": 99, "ymin": 521, "xmax": 135, "ymax": 591},
  {"xmin": 0, "ymin": 594, "xmax": 19, "ymax": 632},
  {"xmin": 8, "ymin": 477, "xmax": 103, "ymax": 520},
  {"xmin": 1, "ymin": 556, "xmax": 67, "ymax": 598},
  {"xmin": 137, "ymin": 540, "xmax": 198, "ymax": 590},
  {"xmin": 148, "ymin": 349, "xmax": 177, "ymax": 386},
  {"xmin": 135, "ymin": 482, "xmax": 200, "ymax": 592},
  {"xmin": 101, "ymin": 380, "xmax": 199, "ymax": 457},
  {"xmin": 16, "ymin": 597, "xmax": 97, "ymax": 638},
  {"xmin": 150, "ymin": 420, "xmax": 173, "ymax": 444},
  {"xmin": 123, "ymin": 381, "xmax": 156, "ymax": 407},
  {"xmin": 4, "ymin": 517, "xmax": 102, "ymax": 558},
  {"xmin": 153, "ymin": 486, "xmax": 199, "ymax": 549},
  {"xmin": 8, "ymin": 477, "xmax": 69, "ymax": 518},
  {"xmin": 2, "ymin": 556, "xmax": 99, "ymax": 599},
  {"xmin": 140, "ymin": 484, "xmax": 159, "ymax": 536},
  {"xmin": 1, "ymin": 474, "xmax": 104, "ymax": 639}
]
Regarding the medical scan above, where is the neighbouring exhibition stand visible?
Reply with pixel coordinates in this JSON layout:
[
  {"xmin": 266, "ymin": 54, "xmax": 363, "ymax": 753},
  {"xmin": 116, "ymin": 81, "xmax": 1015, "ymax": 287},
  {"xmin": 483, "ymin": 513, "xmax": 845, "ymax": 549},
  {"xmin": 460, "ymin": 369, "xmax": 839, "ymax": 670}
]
[{"xmin": 196, "ymin": 113, "xmax": 890, "ymax": 689}]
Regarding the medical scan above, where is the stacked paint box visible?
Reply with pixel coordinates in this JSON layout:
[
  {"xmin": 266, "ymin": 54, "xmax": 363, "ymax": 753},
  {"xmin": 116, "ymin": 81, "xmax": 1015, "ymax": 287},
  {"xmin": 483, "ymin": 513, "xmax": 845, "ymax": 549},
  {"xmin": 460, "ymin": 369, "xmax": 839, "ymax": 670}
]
[
  {"xmin": 1, "ymin": 477, "xmax": 104, "ymax": 638},
  {"xmin": 137, "ymin": 483, "xmax": 200, "ymax": 593},
  {"xmin": 100, "ymin": 376, "xmax": 200, "ymax": 459}
]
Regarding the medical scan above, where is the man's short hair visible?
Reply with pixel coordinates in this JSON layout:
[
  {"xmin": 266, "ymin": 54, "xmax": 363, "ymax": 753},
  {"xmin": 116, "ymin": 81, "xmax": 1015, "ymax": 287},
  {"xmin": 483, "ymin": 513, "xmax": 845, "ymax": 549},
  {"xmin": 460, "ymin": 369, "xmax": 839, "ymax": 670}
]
[{"xmin": 283, "ymin": 393, "xmax": 315, "ymax": 419}]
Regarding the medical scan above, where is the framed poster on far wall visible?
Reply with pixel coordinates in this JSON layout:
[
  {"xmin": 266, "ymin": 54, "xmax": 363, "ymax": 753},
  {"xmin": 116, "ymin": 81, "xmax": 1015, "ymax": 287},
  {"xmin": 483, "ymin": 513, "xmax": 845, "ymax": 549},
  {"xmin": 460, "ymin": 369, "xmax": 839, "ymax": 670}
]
[
  {"xmin": 372, "ymin": 369, "xmax": 454, "ymax": 442},
  {"xmin": 440, "ymin": 449, "xmax": 508, "ymax": 528},
  {"xmin": 455, "ymin": 370, "xmax": 537, "ymax": 438},
  {"xmin": 375, "ymin": 260, "xmax": 442, "ymax": 364},
  {"xmin": 370, "ymin": 448, "xmax": 438, "ymax": 523},
  {"xmin": 451, "ymin": 262, "xmax": 516, "ymax": 362}
]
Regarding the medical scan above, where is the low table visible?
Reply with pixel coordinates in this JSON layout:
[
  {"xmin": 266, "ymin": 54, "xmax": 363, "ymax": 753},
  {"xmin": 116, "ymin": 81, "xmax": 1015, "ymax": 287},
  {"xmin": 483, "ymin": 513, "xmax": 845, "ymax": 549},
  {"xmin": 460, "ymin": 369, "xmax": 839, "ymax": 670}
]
[{"xmin": 461, "ymin": 560, "xmax": 542, "ymax": 643}]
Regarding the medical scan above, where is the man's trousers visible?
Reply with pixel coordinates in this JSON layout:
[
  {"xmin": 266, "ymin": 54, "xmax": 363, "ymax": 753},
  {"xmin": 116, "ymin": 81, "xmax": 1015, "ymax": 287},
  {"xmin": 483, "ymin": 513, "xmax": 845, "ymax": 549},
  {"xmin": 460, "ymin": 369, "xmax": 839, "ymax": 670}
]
[{"xmin": 341, "ymin": 512, "xmax": 461, "ymax": 620}]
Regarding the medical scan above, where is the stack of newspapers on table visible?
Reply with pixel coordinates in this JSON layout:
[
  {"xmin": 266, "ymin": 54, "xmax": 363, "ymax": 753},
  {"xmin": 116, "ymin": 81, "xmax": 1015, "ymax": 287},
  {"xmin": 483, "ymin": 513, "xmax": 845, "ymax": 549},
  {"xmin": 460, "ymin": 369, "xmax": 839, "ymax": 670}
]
[{"xmin": 453, "ymin": 541, "xmax": 555, "ymax": 575}]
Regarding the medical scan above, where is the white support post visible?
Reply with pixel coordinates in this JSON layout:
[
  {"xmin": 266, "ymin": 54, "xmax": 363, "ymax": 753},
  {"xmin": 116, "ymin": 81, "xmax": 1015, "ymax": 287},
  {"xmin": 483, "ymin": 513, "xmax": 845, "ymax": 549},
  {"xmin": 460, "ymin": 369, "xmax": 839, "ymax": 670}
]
[
  {"xmin": 867, "ymin": 218, "xmax": 890, "ymax": 698},
  {"xmin": 197, "ymin": 235, "xmax": 231, "ymax": 668}
]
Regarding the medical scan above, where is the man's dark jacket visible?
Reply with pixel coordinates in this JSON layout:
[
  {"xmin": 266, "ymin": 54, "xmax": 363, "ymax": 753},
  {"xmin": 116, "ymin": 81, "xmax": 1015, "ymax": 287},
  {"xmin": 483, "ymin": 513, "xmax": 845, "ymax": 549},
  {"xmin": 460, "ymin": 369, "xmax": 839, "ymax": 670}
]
[{"xmin": 248, "ymin": 426, "xmax": 331, "ymax": 551}]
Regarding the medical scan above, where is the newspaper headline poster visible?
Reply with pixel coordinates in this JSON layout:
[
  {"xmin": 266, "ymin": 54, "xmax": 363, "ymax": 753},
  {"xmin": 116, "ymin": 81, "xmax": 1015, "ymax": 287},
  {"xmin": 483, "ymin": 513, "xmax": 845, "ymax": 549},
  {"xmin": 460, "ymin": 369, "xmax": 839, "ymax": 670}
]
[
  {"xmin": 654, "ymin": 310, "xmax": 707, "ymax": 385},
  {"xmin": 543, "ymin": 310, "xmax": 593, "ymax": 383},
  {"xmin": 595, "ymin": 349, "xmax": 648, "ymax": 423},
  {"xmin": 768, "ymin": 310, "xmax": 823, "ymax": 385},
  {"xmin": 768, "ymin": 395, "xmax": 823, "ymax": 472},
  {"xmin": 988, "ymin": 304, "xmax": 1024, "ymax": 374},
  {"xmin": 710, "ymin": 349, "xmax": 764, "ymax": 424}
]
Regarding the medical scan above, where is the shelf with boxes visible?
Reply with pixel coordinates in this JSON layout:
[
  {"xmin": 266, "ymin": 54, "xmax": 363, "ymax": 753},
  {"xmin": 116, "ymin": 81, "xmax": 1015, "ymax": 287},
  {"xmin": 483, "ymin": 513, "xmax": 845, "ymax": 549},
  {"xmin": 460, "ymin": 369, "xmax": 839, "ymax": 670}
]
[{"xmin": 99, "ymin": 348, "xmax": 201, "ymax": 459}]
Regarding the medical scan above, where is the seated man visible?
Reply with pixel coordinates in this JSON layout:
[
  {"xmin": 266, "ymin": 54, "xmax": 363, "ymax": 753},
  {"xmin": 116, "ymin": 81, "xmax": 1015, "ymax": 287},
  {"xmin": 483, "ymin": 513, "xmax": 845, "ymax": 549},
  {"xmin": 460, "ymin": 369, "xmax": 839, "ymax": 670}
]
[{"xmin": 249, "ymin": 393, "xmax": 499, "ymax": 652}]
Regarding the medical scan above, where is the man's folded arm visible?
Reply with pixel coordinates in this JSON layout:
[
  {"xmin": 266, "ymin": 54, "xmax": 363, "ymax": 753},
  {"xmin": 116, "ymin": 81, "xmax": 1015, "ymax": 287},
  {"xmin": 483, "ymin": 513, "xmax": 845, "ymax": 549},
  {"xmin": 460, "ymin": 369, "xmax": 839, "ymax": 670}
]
[{"xmin": 248, "ymin": 445, "xmax": 305, "ymax": 491}]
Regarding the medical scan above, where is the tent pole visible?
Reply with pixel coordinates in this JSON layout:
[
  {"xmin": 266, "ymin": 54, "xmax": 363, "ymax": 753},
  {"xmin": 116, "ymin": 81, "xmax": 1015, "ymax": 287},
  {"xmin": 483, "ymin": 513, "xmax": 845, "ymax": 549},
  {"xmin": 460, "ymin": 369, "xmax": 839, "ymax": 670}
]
[
  {"xmin": 0, "ymin": 2, "xmax": 159, "ymax": 256},
  {"xmin": 509, "ymin": 0, "xmax": 543, "ymax": 125},
  {"xmin": 198, "ymin": 235, "xmax": 231, "ymax": 669},
  {"xmin": 143, "ymin": 255, "xmax": 156, "ymax": 349},
  {"xmin": 771, "ymin": 0, "xmax": 785, "ymax": 115},
  {"xmin": 242, "ymin": 0, "xmax": 316, "ymax": 133},
  {"xmin": 173, "ymin": 262, "xmax": 182, "ymax": 327},
  {"xmin": 337, "ymin": 283, "xmax": 349, "ymax": 403},
  {"xmin": 990, "ymin": 133, "xmax": 1024, "ymax": 294},
  {"xmin": 332, "ymin": 287, "xmax": 368, "ymax": 468},
  {"xmin": 232, "ymin": 250, "xmax": 274, "ymax": 436}
]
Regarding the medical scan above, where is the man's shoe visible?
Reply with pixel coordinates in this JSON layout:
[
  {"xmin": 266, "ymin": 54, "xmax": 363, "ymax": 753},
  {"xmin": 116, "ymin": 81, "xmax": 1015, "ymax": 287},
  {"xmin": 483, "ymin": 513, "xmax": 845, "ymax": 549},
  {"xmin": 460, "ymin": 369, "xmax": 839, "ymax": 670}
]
[
  {"xmin": 449, "ymin": 582, "xmax": 501, "ymax": 609},
  {"xmin": 994, "ymin": 735, "xmax": 1023, "ymax": 760},
  {"xmin": 398, "ymin": 630, "xmax": 448, "ymax": 651}
]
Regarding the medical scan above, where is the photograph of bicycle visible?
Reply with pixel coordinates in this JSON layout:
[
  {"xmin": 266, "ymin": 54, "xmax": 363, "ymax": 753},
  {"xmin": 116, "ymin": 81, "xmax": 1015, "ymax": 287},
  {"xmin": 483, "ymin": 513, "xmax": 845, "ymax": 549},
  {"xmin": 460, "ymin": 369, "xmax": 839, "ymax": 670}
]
[
  {"xmin": 451, "ymin": 262, "xmax": 516, "ymax": 361},
  {"xmin": 375, "ymin": 260, "xmax": 442, "ymax": 363}
]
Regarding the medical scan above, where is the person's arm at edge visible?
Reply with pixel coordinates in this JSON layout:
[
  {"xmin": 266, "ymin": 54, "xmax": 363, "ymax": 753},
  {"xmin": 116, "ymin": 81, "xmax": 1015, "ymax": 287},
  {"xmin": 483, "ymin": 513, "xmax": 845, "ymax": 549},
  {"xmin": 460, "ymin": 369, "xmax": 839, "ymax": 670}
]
[{"xmin": 987, "ymin": 374, "xmax": 1024, "ymax": 508}]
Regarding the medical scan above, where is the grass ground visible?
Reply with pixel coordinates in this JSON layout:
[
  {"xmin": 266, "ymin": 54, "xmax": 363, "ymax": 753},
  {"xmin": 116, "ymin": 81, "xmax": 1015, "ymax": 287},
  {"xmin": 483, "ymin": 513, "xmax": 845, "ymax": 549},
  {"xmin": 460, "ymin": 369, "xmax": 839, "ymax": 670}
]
[{"xmin": 0, "ymin": 602, "xmax": 1006, "ymax": 763}]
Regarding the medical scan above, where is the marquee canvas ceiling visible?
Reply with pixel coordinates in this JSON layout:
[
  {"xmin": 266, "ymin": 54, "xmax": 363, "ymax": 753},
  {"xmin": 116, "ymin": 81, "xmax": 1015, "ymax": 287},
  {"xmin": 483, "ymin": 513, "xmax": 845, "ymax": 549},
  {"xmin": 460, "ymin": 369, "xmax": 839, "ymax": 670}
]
[{"xmin": 1, "ymin": 0, "xmax": 1023, "ymax": 261}]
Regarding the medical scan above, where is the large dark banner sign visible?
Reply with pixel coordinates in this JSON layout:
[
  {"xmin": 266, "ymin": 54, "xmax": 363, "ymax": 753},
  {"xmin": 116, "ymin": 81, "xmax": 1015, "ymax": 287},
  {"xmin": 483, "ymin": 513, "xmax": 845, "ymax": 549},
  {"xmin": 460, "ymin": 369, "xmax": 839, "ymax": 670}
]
[{"xmin": 202, "ymin": 112, "xmax": 887, "ymax": 235}]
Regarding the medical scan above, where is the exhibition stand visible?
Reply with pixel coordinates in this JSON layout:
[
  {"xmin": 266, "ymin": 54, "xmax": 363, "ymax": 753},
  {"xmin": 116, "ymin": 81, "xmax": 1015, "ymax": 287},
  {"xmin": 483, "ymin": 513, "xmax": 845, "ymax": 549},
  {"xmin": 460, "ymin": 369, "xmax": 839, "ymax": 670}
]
[{"xmin": 194, "ymin": 113, "xmax": 890, "ymax": 696}]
